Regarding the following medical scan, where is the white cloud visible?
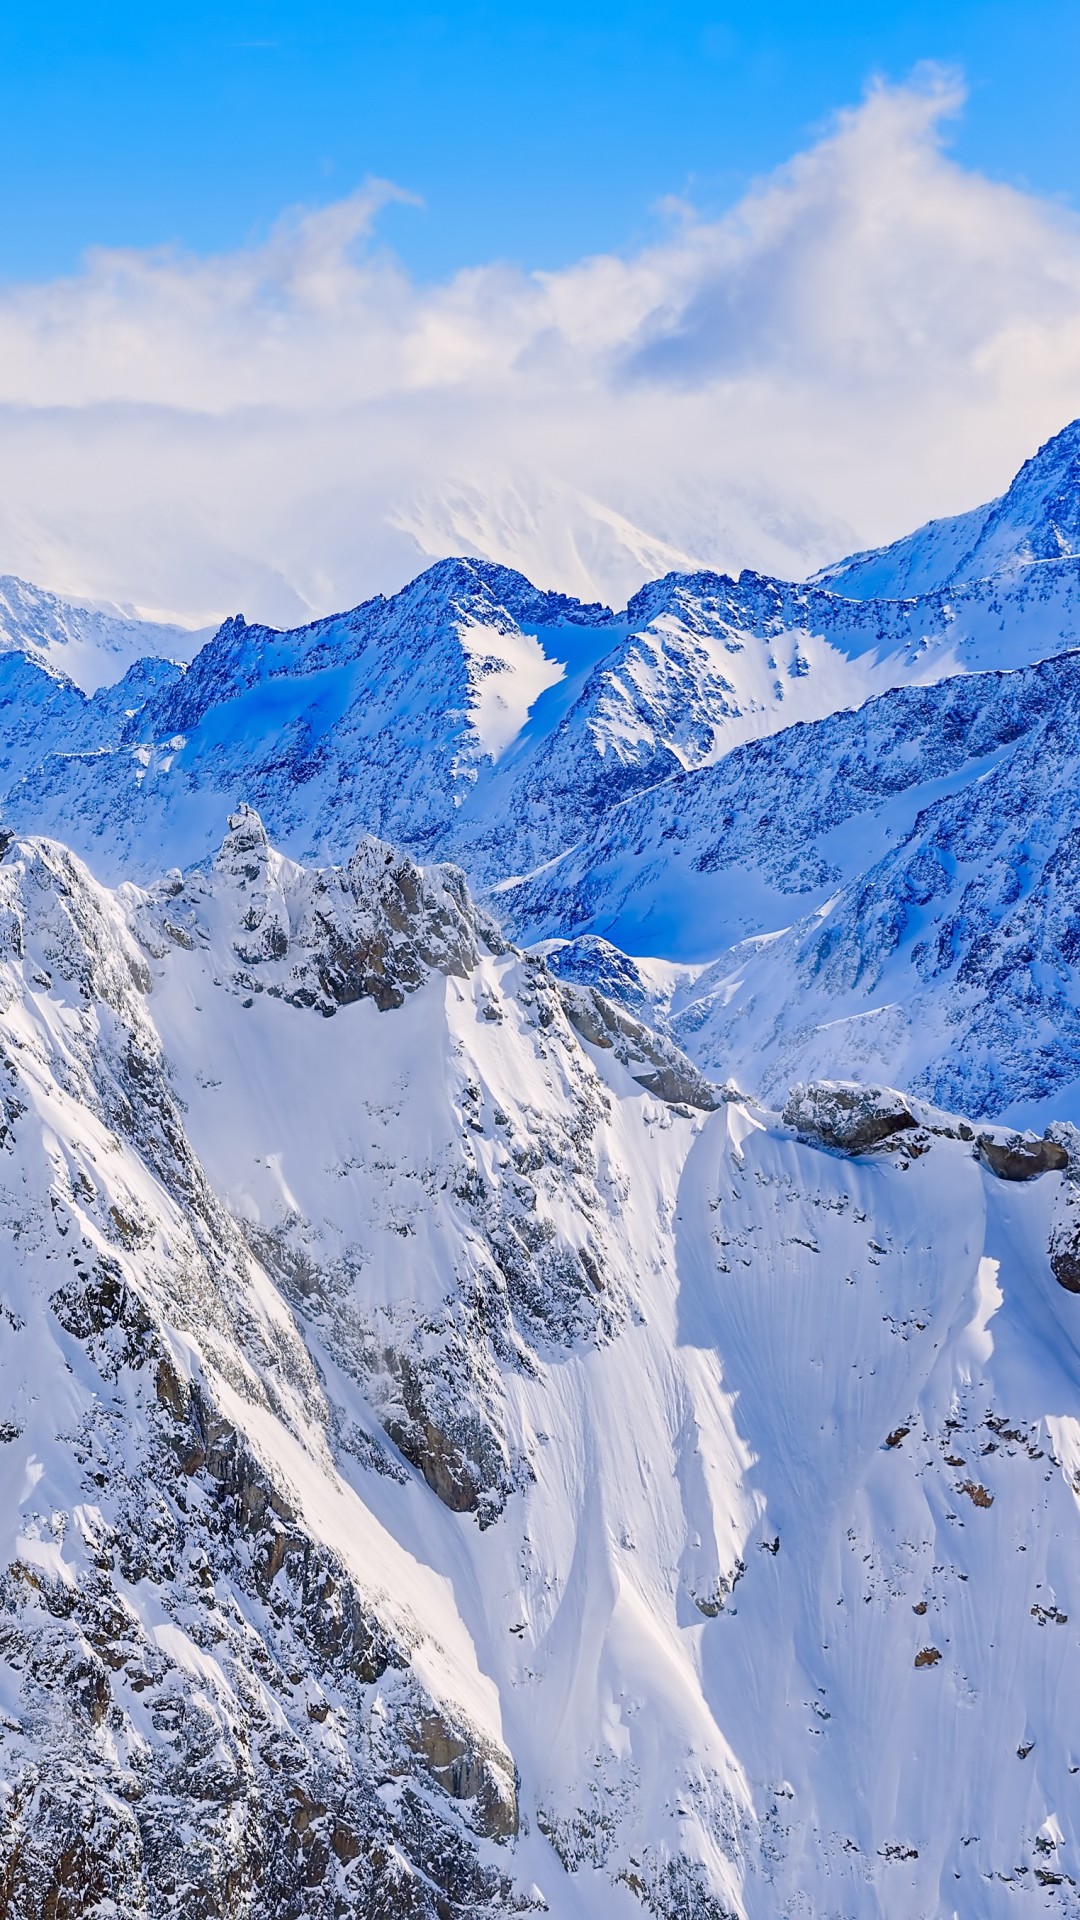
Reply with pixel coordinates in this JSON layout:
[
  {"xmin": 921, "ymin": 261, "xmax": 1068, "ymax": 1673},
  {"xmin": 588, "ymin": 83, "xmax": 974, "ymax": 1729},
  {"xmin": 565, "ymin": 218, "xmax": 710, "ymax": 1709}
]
[{"xmin": 3, "ymin": 71, "xmax": 1080, "ymax": 625}]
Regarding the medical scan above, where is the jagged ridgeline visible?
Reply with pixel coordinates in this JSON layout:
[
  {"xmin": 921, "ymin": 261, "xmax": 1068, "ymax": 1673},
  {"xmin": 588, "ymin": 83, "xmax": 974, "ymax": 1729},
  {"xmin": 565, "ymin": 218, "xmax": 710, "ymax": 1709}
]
[{"xmin": 3, "ymin": 421, "xmax": 1080, "ymax": 1917}]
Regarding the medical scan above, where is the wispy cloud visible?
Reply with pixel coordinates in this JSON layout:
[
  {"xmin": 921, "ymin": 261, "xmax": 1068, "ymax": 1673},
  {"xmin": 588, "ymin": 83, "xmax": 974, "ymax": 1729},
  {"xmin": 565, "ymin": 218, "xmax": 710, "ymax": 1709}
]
[{"xmin": 3, "ymin": 71, "xmax": 1080, "ymax": 624}]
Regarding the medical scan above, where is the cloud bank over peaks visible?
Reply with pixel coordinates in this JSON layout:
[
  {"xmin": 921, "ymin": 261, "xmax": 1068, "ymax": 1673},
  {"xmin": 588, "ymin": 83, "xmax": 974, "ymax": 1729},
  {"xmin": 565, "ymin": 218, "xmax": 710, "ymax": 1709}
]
[{"xmin": 3, "ymin": 71, "xmax": 1080, "ymax": 625}]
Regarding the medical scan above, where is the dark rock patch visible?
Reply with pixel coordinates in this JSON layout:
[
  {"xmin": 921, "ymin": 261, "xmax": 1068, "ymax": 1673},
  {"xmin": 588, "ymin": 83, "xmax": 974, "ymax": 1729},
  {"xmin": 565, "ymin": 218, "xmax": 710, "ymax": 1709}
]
[
  {"xmin": 978, "ymin": 1133, "xmax": 1069, "ymax": 1181},
  {"xmin": 783, "ymin": 1081, "xmax": 917, "ymax": 1156}
]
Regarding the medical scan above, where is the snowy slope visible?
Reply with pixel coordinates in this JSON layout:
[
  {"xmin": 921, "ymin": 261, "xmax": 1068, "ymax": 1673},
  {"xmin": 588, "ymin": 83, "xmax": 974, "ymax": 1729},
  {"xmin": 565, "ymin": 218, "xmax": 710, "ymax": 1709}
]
[
  {"xmin": 809, "ymin": 502, "xmax": 994, "ymax": 600},
  {"xmin": 4, "ymin": 821, "xmax": 1080, "ymax": 1917},
  {"xmin": 0, "ymin": 572, "xmax": 206, "ymax": 692},
  {"xmin": 816, "ymin": 418, "xmax": 1080, "ymax": 599},
  {"xmin": 663, "ymin": 674, "xmax": 1080, "ymax": 1124},
  {"xmin": 509, "ymin": 647, "xmax": 1080, "ymax": 1123},
  {"xmin": 498, "ymin": 648, "xmax": 1074, "ymax": 956}
]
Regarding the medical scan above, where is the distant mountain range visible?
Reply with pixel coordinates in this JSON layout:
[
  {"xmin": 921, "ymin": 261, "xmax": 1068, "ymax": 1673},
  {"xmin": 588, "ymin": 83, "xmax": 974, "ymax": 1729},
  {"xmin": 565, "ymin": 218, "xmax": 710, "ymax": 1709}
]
[{"xmin": 5, "ymin": 420, "xmax": 1080, "ymax": 1119}]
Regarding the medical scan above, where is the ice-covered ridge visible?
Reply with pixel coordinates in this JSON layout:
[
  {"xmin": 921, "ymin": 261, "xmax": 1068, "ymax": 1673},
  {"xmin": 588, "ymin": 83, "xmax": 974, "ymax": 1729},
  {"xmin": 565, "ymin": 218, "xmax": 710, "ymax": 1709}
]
[{"xmin": 816, "ymin": 416, "xmax": 1080, "ymax": 598}]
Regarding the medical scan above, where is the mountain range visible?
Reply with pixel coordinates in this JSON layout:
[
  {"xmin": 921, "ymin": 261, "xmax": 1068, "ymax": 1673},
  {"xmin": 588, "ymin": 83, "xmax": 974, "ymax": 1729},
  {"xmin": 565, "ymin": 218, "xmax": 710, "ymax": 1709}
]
[{"xmin": 4, "ymin": 420, "xmax": 1080, "ymax": 1917}]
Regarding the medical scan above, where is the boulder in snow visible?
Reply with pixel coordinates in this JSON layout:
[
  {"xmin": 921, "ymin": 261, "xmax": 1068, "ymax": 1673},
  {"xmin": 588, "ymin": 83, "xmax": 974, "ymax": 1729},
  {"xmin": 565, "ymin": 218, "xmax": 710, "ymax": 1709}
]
[{"xmin": 782, "ymin": 1080, "xmax": 917, "ymax": 1156}]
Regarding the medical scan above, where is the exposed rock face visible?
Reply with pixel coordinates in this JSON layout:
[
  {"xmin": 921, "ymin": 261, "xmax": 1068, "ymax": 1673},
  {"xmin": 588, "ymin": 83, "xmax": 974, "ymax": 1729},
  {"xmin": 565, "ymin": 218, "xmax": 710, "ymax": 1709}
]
[
  {"xmin": 977, "ymin": 1132, "xmax": 1070, "ymax": 1181},
  {"xmin": 782, "ymin": 1081, "xmax": 917, "ymax": 1155},
  {"xmin": 406, "ymin": 1710, "xmax": 519, "ymax": 1840},
  {"xmin": 165, "ymin": 804, "xmax": 501, "ymax": 1015},
  {"xmin": 1045, "ymin": 1127, "xmax": 1080, "ymax": 1290},
  {"xmin": 315, "ymin": 837, "xmax": 489, "ymax": 1011},
  {"xmin": 1050, "ymin": 1242, "xmax": 1080, "ymax": 1294},
  {"xmin": 559, "ymin": 981, "xmax": 719, "ymax": 1111}
]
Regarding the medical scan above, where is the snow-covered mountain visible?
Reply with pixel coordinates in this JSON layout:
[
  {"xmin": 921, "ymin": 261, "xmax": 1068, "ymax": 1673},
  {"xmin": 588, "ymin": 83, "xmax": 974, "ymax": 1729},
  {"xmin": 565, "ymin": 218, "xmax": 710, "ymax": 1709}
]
[
  {"xmin": 6, "ymin": 816, "xmax": 1080, "ymax": 1917},
  {"xmin": 0, "ymin": 573, "xmax": 206, "ymax": 693},
  {"xmin": 6, "ymin": 520, "xmax": 1080, "ymax": 1124},
  {"xmin": 815, "ymin": 418, "xmax": 1080, "ymax": 599},
  {"xmin": 508, "ymin": 641, "xmax": 1080, "ymax": 1123},
  {"xmin": 500, "ymin": 653, "xmax": 1049, "ymax": 950},
  {"xmin": 659, "ymin": 663, "xmax": 1080, "ymax": 1122},
  {"xmin": 8, "ymin": 529, "xmax": 1080, "ymax": 889},
  {"xmin": 9, "ymin": 418, "xmax": 1080, "ymax": 1915}
]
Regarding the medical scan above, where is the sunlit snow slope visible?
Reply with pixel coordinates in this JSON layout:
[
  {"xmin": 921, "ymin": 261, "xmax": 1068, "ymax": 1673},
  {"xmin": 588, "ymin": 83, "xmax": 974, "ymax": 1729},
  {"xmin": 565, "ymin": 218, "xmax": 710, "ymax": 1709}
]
[{"xmin": 0, "ymin": 573, "xmax": 206, "ymax": 692}]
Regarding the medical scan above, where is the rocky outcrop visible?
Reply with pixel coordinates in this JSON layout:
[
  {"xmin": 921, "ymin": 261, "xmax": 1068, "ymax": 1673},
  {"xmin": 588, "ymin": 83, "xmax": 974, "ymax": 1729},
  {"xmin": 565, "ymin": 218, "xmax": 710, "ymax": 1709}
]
[
  {"xmin": 977, "ymin": 1132, "xmax": 1070, "ymax": 1181},
  {"xmin": 298, "ymin": 835, "xmax": 492, "ymax": 1013},
  {"xmin": 1046, "ymin": 1129, "xmax": 1080, "ymax": 1290},
  {"xmin": 560, "ymin": 981, "xmax": 719, "ymax": 1111},
  {"xmin": 783, "ymin": 1081, "xmax": 917, "ymax": 1155},
  {"xmin": 1050, "ymin": 1239, "xmax": 1080, "ymax": 1294},
  {"xmin": 405, "ymin": 1706, "xmax": 519, "ymax": 1840},
  {"xmin": 142, "ymin": 806, "xmax": 503, "ymax": 1015}
]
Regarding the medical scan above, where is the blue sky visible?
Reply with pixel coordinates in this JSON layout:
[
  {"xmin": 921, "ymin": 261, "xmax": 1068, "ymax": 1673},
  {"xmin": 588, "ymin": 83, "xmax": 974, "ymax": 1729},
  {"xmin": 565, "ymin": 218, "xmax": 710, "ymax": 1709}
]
[{"xmin": 1, "ymin": 0, "xmax": 1078, "ymax": 282}]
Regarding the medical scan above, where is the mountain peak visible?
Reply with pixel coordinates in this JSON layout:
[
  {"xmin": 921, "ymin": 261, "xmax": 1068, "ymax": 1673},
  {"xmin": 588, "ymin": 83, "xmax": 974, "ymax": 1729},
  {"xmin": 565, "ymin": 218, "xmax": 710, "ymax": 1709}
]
[
  {"xmin": 815, "ymin": 415, "xmax": 1080, "ymax": 599},
  {"xmin": 979, "ymin": 414, "xmax": 1080, "ymax": 564},
  {"xmin": 406, "ymin": 553, "xmax": 616, "ymax": 629}
]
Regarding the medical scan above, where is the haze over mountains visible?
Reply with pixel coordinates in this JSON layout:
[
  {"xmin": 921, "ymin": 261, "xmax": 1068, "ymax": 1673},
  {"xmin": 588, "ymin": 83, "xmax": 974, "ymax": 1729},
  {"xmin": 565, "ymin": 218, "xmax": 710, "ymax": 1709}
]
[{"xmin": 5, "ymin": 420, "xmax": 1080, "ymax": 1917}]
